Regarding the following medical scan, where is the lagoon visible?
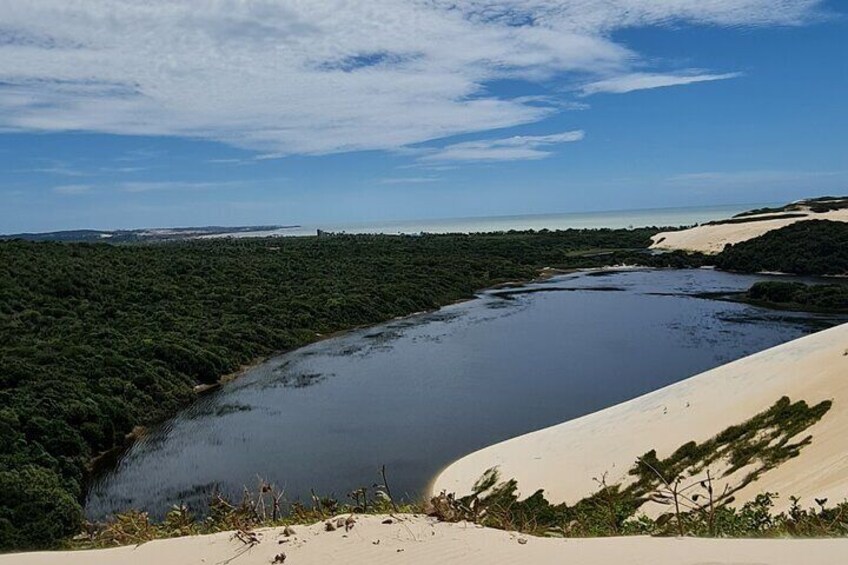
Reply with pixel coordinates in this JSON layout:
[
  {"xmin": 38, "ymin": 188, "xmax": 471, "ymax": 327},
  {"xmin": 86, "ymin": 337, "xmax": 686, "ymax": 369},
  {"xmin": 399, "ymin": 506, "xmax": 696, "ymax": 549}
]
[{"xmin": 85, "ymin": 268, "xmax": 844, "ymax": 519}]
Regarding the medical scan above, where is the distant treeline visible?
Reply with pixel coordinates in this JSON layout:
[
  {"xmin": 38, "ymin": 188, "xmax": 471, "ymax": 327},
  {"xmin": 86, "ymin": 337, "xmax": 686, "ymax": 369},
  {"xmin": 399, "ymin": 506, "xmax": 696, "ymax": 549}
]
[
  {"xmin": 0, "ymin": 226, "xmax": 290, "ymax": 243},
  {"xmin": 732, "ymin": 195, "xmax": 848, "ymax": 217},
  {"xmin": 715, "ymin": 220, "xmax": 848, "ymax": 275},
  {"xmin": 1, "ymin": 228, "xmax": 679, "ymax": 550},
  {"xmin": 743, "ymin": 281, "xmax": 848, "ymax": 313},
  {"xmin": 3, "ymin": 218, "xmax": 845, "ymax": 550},
  {"xmin": 705, "ymin": 213, "xmax": 807, "ymax": 226}
]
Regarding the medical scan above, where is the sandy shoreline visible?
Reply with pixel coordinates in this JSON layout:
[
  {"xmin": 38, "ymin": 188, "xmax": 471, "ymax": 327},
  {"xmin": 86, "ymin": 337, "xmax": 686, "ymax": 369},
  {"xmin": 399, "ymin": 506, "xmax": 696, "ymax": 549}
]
[
  {"xmin": 5, "ymin": 514, "xmax": 848, "ymax": 565},
  {"xmin": 433, "ymin": 322, "xmax": 848, "ymax": 513},
  {"xmin": 650, "ymin": 208, "xmax": 848, "ymax": 253}
]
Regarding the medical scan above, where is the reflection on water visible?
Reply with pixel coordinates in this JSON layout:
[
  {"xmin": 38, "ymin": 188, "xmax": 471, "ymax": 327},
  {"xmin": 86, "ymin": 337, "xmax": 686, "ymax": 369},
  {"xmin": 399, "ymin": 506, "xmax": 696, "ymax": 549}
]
[{"xmin": 85, "ymin": 268, "xmax": 845, "ymax": 519}]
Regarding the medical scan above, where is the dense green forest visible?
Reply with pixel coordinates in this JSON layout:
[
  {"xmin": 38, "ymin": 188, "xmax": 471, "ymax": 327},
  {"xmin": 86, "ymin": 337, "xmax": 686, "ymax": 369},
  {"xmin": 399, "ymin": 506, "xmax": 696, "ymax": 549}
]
[
  {"xmin": 732, "ymin": 196, "xmax": 848, "ymax": 217},
  {"xmin": 715, "ymin": 220, "xmax": 848, "ymax": 275},
  {"xmin": 706, "ymin": 213, "xmax": 807, "ymax": 226},
  {"xmin": 742, "ymin": 281, "xmax": 848, "ymax": 313},
  {"xmin": 4, "ymin": 216, "xmax": 846, "ymax": 550},
  {"xmin": 1, "ymin": 228, "xmax": 689, "ymax": 550}
]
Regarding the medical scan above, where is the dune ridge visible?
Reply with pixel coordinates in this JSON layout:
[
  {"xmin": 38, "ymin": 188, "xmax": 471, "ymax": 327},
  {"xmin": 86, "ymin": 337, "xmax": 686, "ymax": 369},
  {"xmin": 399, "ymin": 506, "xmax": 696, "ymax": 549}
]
[{"xmin": 650, "ymin": 208, "xmax": 848, "ymax": 253}]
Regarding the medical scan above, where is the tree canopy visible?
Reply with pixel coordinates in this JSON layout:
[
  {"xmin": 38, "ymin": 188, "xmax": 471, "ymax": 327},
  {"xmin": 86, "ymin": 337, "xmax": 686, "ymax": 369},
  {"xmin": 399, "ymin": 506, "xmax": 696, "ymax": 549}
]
[
  {"xmin": 715, "ymin": 220, "xmax": 848, "ymax": 275},
  {"xmin": 1, "ymin": 229, "xmax": 666, "ymax": 549}
]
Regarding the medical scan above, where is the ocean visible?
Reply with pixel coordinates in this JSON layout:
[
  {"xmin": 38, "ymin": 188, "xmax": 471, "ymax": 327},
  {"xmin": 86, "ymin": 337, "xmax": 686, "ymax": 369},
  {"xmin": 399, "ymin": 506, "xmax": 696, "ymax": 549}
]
[{"xmin": 208, "ymin": 203, "xmax": 766, "ymax": 238}]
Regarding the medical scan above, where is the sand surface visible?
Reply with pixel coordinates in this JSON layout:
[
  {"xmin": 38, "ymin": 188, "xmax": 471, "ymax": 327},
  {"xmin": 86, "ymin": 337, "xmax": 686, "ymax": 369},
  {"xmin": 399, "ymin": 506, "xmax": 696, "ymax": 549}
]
[
  {"xmin": 649, "ymin": 208, "xmax": 848, "ymax": 253},
  {"xmin": 5, "ymin": 514, "xmax": 848, "ymax": 565},
  {"xmin": 434, "ymin": 323, "xmax": 848, "ymax": 513}
]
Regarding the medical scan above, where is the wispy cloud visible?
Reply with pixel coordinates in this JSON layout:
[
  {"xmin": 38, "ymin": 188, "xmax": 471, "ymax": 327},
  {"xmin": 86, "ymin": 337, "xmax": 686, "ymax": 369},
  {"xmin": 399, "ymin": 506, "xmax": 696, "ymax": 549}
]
[
  {"xmin": 422, "ymin": 130, "xmax": 585, "ymax": 162},
  {"xmin": 379, "ymin": 176, "xmax": 441, "ymax": 185},
  {"xmin": 115, "ymin": 149, "xmax": 164, "ymax": 163},
  {"xmin": 667, "ymin": 169, "xmax": 844, "ymax": 184},
  {"xmin": 99, "ymin": 166, "xmax": 150, "ymax": 174},
  {"xmin": 16, "ymin": 160, "xmax": 89, "ymax": 177},
  {"xmin": 52, "ymin": 184, "xmax": 93, "ymax": 195},
  {"xmin": 580, "ymin": 71, "xmax": 742, "ymax": 96},
  {"xmin": 119, "ymin": 180, "xmax": 244, "ymax": 193},
  {"xmin": 665, "ymin": 170, "xmax": 848, "ymax": 192},
  {"xmin": 0, "ymin": 1, "xmax": 824, "ymax": 156},
  {"xmin": 207, "ymin": 158, "xmax": 256, "ymax": 166}
]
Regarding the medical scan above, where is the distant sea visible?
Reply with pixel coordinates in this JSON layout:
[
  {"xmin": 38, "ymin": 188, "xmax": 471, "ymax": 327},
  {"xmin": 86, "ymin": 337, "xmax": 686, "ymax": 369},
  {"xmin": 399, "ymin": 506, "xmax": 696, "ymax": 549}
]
[{"xmin": 210, "ymin": 203, "xmax": 768, "ymax": 238}]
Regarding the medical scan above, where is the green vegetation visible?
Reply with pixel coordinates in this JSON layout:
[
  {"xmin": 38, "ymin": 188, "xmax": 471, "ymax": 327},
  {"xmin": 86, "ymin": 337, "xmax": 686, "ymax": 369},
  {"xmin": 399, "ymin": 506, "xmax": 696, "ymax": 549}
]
[
  {"xmin": 74, "ymin": 471, "xmax": 413, "ymax": 548},
  {"xmin": 706, "ymin": 213, "xmax": 808, "ymax": 226},
  {"xmin": 431, "ymin": 397, "xmax": 837, "ymax": 538},
  {"xmin": 434, "ymin": 476, "xmax": 848, "ymax": 538},
  {"xmin": 715, "ymin": 220, "xmax": 848, "ymax": 275},
  {"xmin": 1, "ymin": 226, "xmax": 290, "ymax": 244},
  {"xmin": 625, "ymin": 397, "xmax": 831, "ymax": 502},
  {"xmin": 806, "ymin": 197, "xmax": 848, "ymax": 214},
  {"xmin": 74, "ymin": 397, "xmax": 838, "ymax": 548},
  {"xmin": 4, "ymin": 219, "xmax": 844, "ymax": 550},
  {"xmin": 733, "ymin": 205, "xmax": 800, "ymax": 218},
  {"xmin": 1, "ymin": 228, "xmax": 680, "ymax": 550},
  {"xmin": 740, "ymin": 281, "xmax": 848, "ymax": 313},
  {"xmin": 732, "ymin": 196, "xmax": 848, "ymax": 218}
]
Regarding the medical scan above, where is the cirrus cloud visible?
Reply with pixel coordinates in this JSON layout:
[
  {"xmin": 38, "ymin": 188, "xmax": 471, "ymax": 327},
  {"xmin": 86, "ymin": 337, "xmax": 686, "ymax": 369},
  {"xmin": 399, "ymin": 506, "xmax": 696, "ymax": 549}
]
[
  {"xmin": 421, "ymin": 130, "xmax": 586, "ymax": 162},
  {"xmin": 580, "ymin": 71, "xmax": 743, "ymax": 96},
  {"xmin": 52, "ymin": 184, "xmax": 93, "ymax": 195},
  {"xmin": 0, "ymin": 1, "xmax": 825, "ymax": 157}
]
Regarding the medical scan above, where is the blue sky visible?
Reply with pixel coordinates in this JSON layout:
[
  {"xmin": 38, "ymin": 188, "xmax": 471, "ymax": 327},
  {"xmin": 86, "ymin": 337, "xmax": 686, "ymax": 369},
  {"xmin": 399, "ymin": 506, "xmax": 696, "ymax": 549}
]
[{"xmin": 0, "ymin": 1, "xmax": 846, "ymax": 233}]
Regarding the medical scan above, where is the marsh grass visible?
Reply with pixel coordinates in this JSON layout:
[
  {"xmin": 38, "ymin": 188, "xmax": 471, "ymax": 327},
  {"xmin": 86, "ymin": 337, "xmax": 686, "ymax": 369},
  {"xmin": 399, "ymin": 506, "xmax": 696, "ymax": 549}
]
[
  {"xmin": 74, "ymin": 470, "xmax": 419, "ymax": 549},
  {"xmin": 78, "ymin": 396, "xmax": 843, "ymax": 548}
]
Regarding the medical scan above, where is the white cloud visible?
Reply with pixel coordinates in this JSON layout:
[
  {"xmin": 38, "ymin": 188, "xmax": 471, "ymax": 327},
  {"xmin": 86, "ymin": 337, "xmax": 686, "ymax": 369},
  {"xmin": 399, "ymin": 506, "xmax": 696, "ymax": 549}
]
[
  {"xmin": 0, "ymin": 1, "xmax": 824, "ymax": 156},
  {"xmin": 99, "ymin": 166, "xmax": 150, "ymax": 173},
  {"xmin": 580, "ymin": 71, "xmax": 742, "ymax": 96},
  {"xmin": 667, "ymin": 170, "xmax": 845, "ymax": 185},
  {"xmin": 52, "ymin": 184, "xmax": 93, "ymax": 195},
  {"xmin": 665, "ymin": 170, "xmax": 848, "ymax": 193},
  {"xmin": 207, "ymin": 158, "xmax": 256, "ymax": 166},
  {"xmin": 119, "ymin": 180, "xmax": 245, "ymax": 193},
  {"xmin": 422, "ymin": 130, "xmax": 585, "ymax": 162},
  {"xmin": 379, "ymin": 176, "xmax": 441, "ymax": 184},
  {"xmin": 115, "ymin": 149, "xmax": 164, "ymax": 162},
  {"xmin": 16, "ymin": 160, "xmax": 88, "ymax": 177}
]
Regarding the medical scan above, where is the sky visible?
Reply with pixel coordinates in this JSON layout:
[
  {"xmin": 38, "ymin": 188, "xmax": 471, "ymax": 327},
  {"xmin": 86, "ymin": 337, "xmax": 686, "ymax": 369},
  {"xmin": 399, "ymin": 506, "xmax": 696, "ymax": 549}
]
[{"xmin": 0, "ymin": 0, "xmax": 846, "ymax": 233}]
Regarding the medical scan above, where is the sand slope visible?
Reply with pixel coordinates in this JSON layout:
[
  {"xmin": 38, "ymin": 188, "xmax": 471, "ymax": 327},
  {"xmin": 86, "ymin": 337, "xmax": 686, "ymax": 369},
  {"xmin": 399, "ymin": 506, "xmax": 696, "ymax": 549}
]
[
  {"xmin": 650, "ymin": 208, "xmax": 848, "ymax": 253},
  {"xmin": 434, "ymin": 323, "xmax": 848, "ymax": 513},
  {"xmin": 5, "ymin": 515, "xmax": 848, "ymax": 565}
]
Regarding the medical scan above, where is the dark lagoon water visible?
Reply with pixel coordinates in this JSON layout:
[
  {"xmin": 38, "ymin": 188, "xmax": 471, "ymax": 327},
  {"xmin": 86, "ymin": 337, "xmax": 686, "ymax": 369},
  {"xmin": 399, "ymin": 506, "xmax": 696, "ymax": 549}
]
[{"xmin": 85, "ymin": 268, "xmax": 845, "ymax": 520}]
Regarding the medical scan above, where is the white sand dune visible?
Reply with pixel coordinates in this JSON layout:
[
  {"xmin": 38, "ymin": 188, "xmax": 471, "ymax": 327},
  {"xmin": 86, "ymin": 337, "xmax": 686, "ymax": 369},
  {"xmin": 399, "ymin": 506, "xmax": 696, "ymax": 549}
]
[
  {"xmin": 433, "ymin": 323, "xmax": 848, "ymax": 514},
  {"xmin": 5, "ymin": 514, "xmax": 848, "ymax": 565},
  {"xmin": 650, "ymin": 208, "xmax": 848, "ymax": 253}
]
